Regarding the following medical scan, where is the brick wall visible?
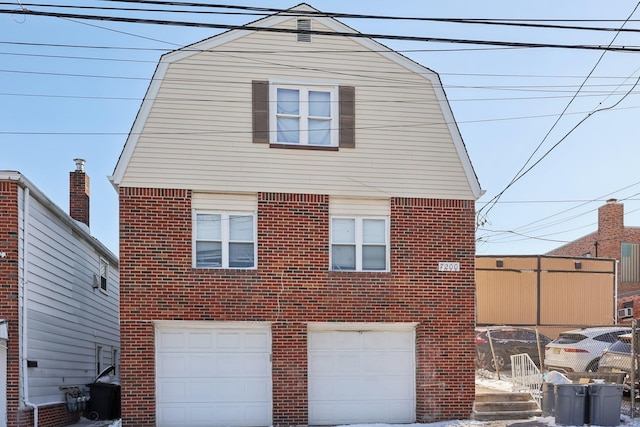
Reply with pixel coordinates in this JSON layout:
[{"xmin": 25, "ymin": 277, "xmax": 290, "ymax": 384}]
[
  {"xmin": 0, "ymin": 181, "xmax": 22, "ymax": 427},
  {"xmin": 548, "ymin": 201, "xmax": 640, "ymax": 295},
  {"xmin": 119, "ymin": 188, "xmax": 476, "ymax": 426}
]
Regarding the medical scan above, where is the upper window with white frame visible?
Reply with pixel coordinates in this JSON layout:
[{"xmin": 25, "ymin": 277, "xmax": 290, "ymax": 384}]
[
  {"xmin": 271, "ymin": 84, "xmax": 338, "ymax": 146},
  {"xmin": 99, "ymin": 258, "xmax": 108, "ymax": 292},
  {"xmin": 195, "ymin": 212, "xmax": 257, "ymax": 269},
  {"xmin": 331, "ymin": 217, "xmax": 389, "ymax": 271}
]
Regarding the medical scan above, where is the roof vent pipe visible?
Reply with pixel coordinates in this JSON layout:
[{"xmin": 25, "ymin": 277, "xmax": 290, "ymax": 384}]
[{"xmin": 74, "ymin": 158, "xmax": 86, "ymax": 172}]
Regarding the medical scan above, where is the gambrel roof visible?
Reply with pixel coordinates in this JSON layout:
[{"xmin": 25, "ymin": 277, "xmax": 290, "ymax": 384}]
[{"xmin": 111, "ymin": 3, "xmax": 482, "ymax": 200}]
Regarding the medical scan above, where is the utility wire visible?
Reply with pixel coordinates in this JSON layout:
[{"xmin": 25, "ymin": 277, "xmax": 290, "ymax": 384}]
[
  {"xmin": 3, "ymin": 0, "xmax": 640, "ymax": 32},
  {"xmin": 476, "ymin": 2, "xmax": 640, "ymax": 228},
  {"xmin": 0, "ymin": 7, "xmax": 639, "ymax": 52}
]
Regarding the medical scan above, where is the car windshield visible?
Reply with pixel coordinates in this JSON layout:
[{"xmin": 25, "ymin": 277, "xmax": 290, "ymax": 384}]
[{"xmin": 554, "ymin": 333, "xmax": 586, "ymax": 344}]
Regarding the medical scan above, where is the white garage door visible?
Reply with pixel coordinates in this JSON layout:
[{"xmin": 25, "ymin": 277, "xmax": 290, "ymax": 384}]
[
  {"xmin": 155, "ymin": 322, "xmax": 272, "ymax": 427},
  {"xmin": 308, "ymin": 323, "xmax": 416, "ymax": 425}
]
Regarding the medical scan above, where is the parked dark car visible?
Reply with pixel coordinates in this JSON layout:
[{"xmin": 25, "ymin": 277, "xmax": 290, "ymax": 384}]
[{"xmin": 475, "ymin": 326, "xmax": 551, "ymax": 371}]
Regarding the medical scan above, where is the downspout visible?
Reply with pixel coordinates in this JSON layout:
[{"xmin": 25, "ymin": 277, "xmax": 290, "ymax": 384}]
[{"xmin": 18, "ymin": 187, "xmax": 38, "ymax": 426}]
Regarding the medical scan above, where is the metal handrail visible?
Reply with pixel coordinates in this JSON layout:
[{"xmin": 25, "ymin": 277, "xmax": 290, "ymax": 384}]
[{"xmin": 511, "ymin": 353, "xmax": 544, "ymax": 407}]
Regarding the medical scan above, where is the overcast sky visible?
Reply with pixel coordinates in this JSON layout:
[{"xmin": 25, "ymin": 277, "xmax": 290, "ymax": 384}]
[{"xmin": 2, "ymin": 1, "xmax": 640, "ymax": 257}]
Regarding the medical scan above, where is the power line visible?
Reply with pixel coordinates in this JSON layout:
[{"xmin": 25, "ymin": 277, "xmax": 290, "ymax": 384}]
[
  {"xmin": 476, "ymin": 2, "xmax": 640, "ymax": 228},
  {"xmin": 1, "ymin": 7, "xmax": 640, "ymax": 52}
]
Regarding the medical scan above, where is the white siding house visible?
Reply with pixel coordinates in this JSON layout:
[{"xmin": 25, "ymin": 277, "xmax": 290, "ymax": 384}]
[{"xmin": 0, "ymin": 165, "xmax": 119, "ymax": 427}]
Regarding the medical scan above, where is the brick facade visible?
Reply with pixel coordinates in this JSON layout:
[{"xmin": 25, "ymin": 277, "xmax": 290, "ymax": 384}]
[
  {"xmin": 0, "ymin": 181, "xmax": 21, "ymax": 427},
  {"xmin": 547, "ymin": 199, "xmax": 640, "ymax": 296},
  {"xmin": 118, "ymin": 188, "xmax": 476, "ymax": 426}
]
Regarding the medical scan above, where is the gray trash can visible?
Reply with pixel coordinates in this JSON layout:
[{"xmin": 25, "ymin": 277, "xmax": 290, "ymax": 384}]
[
  {"xmin": 542, "ymin": 382, "xmax": 555, "ymax": 417},
  {"xmin": 554, "ymin": 383, "xmax": 588, "ymax": 426},
  {"xmin": 589, "ymin": 383, "xmax": 623, "ymax": 427}
]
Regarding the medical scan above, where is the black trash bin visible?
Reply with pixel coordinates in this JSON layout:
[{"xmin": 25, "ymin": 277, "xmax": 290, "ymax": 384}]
[{"xmin": 86, "ymin": 365, "xmax": 121, "ymax": 420}]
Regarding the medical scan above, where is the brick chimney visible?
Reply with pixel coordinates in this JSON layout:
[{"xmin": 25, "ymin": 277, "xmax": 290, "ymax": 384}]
[
  {"xmin": 597, "ymin": 198, "xmax": 623, "ymax": 258},
  {"xmin": 69, "ymin": 158, "xmax": 90, "ymax": 227},
  {"xmin": 598, "ymin": 198, "xmax": 624, "ymax": 234}
]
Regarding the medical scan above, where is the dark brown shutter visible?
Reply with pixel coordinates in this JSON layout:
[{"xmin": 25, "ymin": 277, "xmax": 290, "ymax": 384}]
[
  {"xmin": 252, "ymin": 80, "xmax": 269, "ymax": 143},
  {"xmin": 339, "ymin": 86, "xmax": 355, "ymax": 148}
]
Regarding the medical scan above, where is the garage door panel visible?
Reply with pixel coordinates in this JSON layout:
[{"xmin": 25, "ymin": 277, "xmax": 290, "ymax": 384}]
[
  {"xmin": 156, "ymin": 324, "xmax": 272, "ymax": 427},
  {"xmin": 158, "ymin": 331, "xmax": 185, "ymax": 348},
  {"xmin": 245, "ymin": 332, "xmax": 270, "ymax": 349},
  {"xmin": 334, "ymin": 331, "xmax": 361, "ymax": 348},
  {"xmin": 308, "ymin": 377, "xmax": 332, "ymax": 400},
  {"xmin": 334, "ymin": 353, "xmax": 361, "ymax": 372},
  {"xmin": 244, "ymin": 379, "xmax": 271, "ymax": 400},
  {"xmin": 308, "ymin": 326, "xmax": 415, "ymax": 425},
  {"xmin": 308, "ymin": 331, "xmax": 333, "ymax": 350},
  {"xmin": 157, "ymin": 380, "xmax": 186, "ymax": 401},
  {"xmin": 188, "ymin": 332, "xmax": 214, "ymax": 348},
  {"xmin": 217, "ymin": 332, "xmax": 241, "ymax": 349},
  {"xmin": 157, "ymin": 354, "xmax": 187, "ymax": 376},
  {"xmin": 362, "ymin": 351, "xmax": 413, "ymax": 374},
  {"xmin": 243, "ymin": 354, "xmax": 271, "ymax": 375},
  {"xmin": 308, "ymin": 353, "xmax": 332, "ymax": 373}
]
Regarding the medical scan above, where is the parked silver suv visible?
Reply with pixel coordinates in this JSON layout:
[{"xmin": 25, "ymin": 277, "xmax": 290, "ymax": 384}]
[{"xmin": 598, "ymin": 333, "xmax": 637, "ymax": 394}]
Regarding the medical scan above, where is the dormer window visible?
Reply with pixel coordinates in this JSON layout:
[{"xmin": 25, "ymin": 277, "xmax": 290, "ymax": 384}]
[
  {"xmin": 252, "ymin": 81, "xmax": 355, "ymax": 149},
  {"xmin": 274, "ymin": 85, "xmax": 336, "ymax": 146}
]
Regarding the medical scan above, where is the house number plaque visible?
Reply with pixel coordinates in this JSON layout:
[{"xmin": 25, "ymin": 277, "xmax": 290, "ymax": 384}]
[{"xmin": 438, "ymin": 262, "xmax": 460, "ymax": 272}]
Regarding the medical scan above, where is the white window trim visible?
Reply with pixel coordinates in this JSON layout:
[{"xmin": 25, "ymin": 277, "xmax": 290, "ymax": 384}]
[
  {"xmin": 330, "ymin": 216, "xmax": 390, "ymax": 272},
  {"xmin": 269, "ymin": 81, "xmax": 339, "ymax": 146},
  {"xmin": 96, "ymin": 345, "xmax": 103, "ymax": 375},
  {"xmin": 99, "ymin": 258, "xmax": 108, "ymax": 293},
  {"xmin": 193, "ymin": 210, "xmax": 258, "ymax": 269}
]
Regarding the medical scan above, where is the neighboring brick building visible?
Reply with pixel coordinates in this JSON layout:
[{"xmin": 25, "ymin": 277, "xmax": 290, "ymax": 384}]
[
  {"xmin": 110, "ymin": 4, "xmax": 482, "ymax": 426},
  {"xmin": 547, "ymin": 199, "xmax": 640, "ymax": 320}
]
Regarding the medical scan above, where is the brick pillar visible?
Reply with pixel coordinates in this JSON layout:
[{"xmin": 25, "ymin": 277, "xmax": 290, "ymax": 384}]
[
  {"xmin": 597, "ymin": 199, "xmax": 624, "ymax": 259},
  {"xmin": 69, "ymin": 158, "xmax": 90, "ymax": 227}
]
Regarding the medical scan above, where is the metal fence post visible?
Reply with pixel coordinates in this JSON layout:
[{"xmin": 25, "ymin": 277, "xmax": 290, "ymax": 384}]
[
  {"xmin": 632, "ymin": 319, "xmax": 637, "ymax": 419},
  {"xmin": 487, "ymin": 328, "xmax": 500, "ymax": 380}
]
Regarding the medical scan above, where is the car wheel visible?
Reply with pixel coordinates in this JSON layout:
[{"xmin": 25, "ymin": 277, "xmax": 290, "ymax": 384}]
[
  {"xmin": 490, "ymin": 351, "xmax": 507, "ymax": 371},
  {"xmin": 586, "ymin": 358, "xmax": 600, "ymax": 372}
]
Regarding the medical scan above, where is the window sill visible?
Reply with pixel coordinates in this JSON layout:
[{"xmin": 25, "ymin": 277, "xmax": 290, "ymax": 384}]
[
  {"xmin": 270, "ymin": 143, "xmax": 339, "ymax": 151},
  {"xmin": 329, "ymin": 270, "xmax": 390, "ymax": 274}
]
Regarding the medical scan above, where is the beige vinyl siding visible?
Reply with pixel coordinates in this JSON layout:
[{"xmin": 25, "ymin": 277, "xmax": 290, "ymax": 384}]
[
  {"xmin": 192, "ymin": 193, "xmax": 257, "ymax": 212},
  {"xmin": 329, "ymin": 197, "xmax": 390, "ymax": 216},
  {"xmin": 120, "ymin": 17, "xmax": 475, "ymax": 199}
]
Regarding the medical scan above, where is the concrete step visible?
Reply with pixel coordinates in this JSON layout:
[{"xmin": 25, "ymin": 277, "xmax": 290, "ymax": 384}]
[
  {"xmin": 475, "ymin": 392, "xmax": 535, "ymax": 402},
  {"xmin": 474, "ymin": 400, "xmax": 540, "ymax": 412},
  {"xmin": 473, "ymin": 392, "xmax": 541, "ymax": 421}
]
